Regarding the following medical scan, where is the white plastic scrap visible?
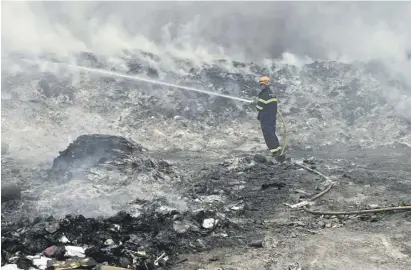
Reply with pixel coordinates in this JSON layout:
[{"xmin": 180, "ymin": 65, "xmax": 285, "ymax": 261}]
[
  {"xmin": 136, "ymin": 251, "xmax": 147, "ymax": 257},
  {"xmin": 2, "ymin": 265, "xmax": 35, "ymax": 270},
  {"xmin": 110, "ymin": 224, "xmax": 121, "ymax": 231},
  {"xmin": 104, "ymin": 239, "xmax": 115, "ymax": 246},
  {"xmin": 64, "ymin": 246, "xmax": 85, "ymax": 258},
  {"xmin": 1, "ymin": 264, "xmax": 21, "ymax": 270},
  {"xmin": 202, "ymin": 218, "xmax": 218, "ymax": 229},
  {"xmin": 231, "ymin": 205, "xmax": 244, "ymax": 211},
  {"xmin": 26, "ymin": 255, "xmax": 51, "ymax": 270},
  {"xmin": 59, "ymin": 235, "xmax": 70, "ymax": 243}
]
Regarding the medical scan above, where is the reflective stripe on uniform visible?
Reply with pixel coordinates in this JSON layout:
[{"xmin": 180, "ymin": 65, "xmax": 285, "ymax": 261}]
[
  {"xmin": 256, "ymin": 105, "xmax": 263, "ymax": 110},
  {"xmin": 258, "ymin": 98, "xmax": 277, "ymax": 104},
  {"xmin": 70, "ymin": 263, "xmax": 80, "ymax": 268},
  {"xmin": 270, "ymin": 147, "xmax": 281, "ymax": 153}
]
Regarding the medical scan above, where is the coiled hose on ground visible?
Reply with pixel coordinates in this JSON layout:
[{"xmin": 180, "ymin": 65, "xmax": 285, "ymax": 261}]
[{"xmin": 277, "ymin": 109, "xmax": 411, "ymax": 216}]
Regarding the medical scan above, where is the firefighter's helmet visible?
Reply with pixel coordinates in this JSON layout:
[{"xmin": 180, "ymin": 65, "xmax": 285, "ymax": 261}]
[{"xmin": 258, "ymin": 76, "xmax": 270, "ymax": 85}]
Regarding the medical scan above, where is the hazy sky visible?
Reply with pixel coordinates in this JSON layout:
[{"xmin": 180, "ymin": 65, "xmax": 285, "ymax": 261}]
[{"xmin": 2, "ymin": 1, "xmax": 410, "ymax": 63}]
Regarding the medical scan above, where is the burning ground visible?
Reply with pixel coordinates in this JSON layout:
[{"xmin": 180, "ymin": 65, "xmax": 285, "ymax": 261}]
[{"xmin": 1, "ymin": 51, "xmax": 411, "ymax": 269}]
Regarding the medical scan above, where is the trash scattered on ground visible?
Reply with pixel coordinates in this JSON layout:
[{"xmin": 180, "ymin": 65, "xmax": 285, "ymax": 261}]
[
  {"xmin": 1, "ymin": 265, "xmax": 20, "ymax": 270},
  {"xmin": 64, "ymin": 246, "xmax": 86, "ymax": 258},
  {"xmin": 1, "ymin": 199, "xmax": 240, "ymax": 269},
  {"xmin": 47, "ymin": 257, "xmax": 97, "ymax": 269}
]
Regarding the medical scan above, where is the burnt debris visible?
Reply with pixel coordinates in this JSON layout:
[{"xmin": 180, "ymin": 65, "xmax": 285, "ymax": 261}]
[
  {"xmin": 49, "ymin": 134, "xmax": 158, "ymax": 182},
  {"xmin": 1, "ymin": 200, "xmax": 239, "ymax": 269}
]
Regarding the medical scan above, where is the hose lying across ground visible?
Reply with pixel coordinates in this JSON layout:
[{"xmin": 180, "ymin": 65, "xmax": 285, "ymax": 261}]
[{"xmin": 277, "ymin": 110, "xmax": 411, "ymax": 216}]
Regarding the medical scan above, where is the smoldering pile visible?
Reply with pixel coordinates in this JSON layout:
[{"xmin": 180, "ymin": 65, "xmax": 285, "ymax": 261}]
[
  {"xmin": 0, "ymin": 134, "xmax": 242, "ymax": 269},
  {"xmin": 48, "ymin": 134, "xmax": 166, "ymax": 182},
  {"xmin": 0, "ymin": 134, "xmax": 179, "ymax": 222}
]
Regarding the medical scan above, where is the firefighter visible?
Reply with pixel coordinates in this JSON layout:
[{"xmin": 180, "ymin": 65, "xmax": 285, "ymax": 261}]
[{"xmin": 253, "ymin": 76, "xmax": 285, "ymax": 162}]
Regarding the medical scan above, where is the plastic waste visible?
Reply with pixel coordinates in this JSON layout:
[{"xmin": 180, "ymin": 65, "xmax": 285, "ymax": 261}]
[
  {"xmin": 59, "ymin": 235, "xmax": 70, "ymax": 243},
  {"xmin": 43, "ymin": 246, "xmax": 66, "ymax": 259},
  {"xmin": 202, "ymin": 218, "xmax": 218, "ymax": 229},
  {"xmin": 104, "ymin": 239, "xmax": 115, "ymax": 246},
  {"xmin": 64, "ymin": 246, "xmax": 85, "ymax": 258},
  {"xmin": 26, "ymin": 256, "xmax": 51, "ymax": 270},
  {"xmin": 1, "ymin": 264, "xmax": 21, "ymax": 270}
]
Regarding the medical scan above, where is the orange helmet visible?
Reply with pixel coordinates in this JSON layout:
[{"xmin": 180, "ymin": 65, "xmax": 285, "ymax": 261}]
[{"xmin": 258, "ymin": 76, "xmax": 271, "ymax": 86}]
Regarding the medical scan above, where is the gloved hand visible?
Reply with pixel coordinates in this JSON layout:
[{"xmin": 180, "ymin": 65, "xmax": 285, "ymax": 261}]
[{"xmin": 250, "ymin": 96, "xmax": 259, "ymax": 104}]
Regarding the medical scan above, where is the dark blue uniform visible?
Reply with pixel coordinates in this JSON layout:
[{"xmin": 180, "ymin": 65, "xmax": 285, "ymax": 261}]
[{"xmin": 256, "ymin": 85, "xmax": 281, "ymax": 154}]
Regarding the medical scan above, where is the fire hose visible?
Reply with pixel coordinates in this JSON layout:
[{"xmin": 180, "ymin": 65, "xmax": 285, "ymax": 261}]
[{"xmin": 277, "ymin": 109, "xmax": 411, "ymax": 216}]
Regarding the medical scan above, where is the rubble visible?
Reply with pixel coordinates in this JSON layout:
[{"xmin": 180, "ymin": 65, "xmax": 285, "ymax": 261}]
[
  {"xmin": 1, "ymin": 201, "xmax": 241, "ymax": 269},
  {"xmin": 49, "ymin": 134, "xmax": 148, "ymax": 181}
]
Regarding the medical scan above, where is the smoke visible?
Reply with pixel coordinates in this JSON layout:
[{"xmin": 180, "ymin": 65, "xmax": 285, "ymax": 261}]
[{"xmin": 2, "ymin": 2, "xmax": 411, "ymax": 63}]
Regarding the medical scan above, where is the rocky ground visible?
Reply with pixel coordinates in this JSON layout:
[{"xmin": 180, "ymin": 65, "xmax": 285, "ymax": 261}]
[{"xmin": 2, "ymin": 50, "xmax": 411, "ymax": 269}]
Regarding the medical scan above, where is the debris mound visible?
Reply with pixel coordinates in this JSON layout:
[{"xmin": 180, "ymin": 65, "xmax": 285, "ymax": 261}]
[
  {"xmin": 52, "ymin": 134, "xmax": 143, "ymax": 171},
  {"xmin": 49, "ymin": 134, "xmax": 154, "ymax": 181},
  {"xmin": 1, "ymin": 199, "xmax": 238, "ymax": 269},
  {"xmin": 1, "ymin": 134, "xmax": 179, "ymax": 222}
]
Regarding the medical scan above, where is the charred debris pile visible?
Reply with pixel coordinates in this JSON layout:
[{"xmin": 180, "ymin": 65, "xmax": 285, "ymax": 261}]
[
  {"xmin": 1, "ymin": 201, "xmax": 238, "ymax": 270},
  {"xmin": 48, "ymin": 134, "xmax": 169, "ymax": 182},
  {"xmin": 1, "ymin": 134, "xmax": 176, "ymax": 220},
  {"xmin": 1, "ymin": 134, "xmax": 246, "ymax": 270}
]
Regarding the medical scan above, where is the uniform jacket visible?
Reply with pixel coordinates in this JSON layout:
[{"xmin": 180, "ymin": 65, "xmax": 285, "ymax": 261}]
[{"xmin": 256, "ymin": 85, "xmax": 277, "ymax": 121}]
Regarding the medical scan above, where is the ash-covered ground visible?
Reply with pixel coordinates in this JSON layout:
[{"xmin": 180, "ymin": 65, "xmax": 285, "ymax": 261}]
[{"xmin": 2, "ymin": 49, "xmax": 411, "ymax": 269}]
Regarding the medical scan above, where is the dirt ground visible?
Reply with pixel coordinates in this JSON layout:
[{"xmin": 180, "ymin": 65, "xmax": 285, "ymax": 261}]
[{"xmin": 161, "ymin": 146, "xmax": 411, "ymax": 270}]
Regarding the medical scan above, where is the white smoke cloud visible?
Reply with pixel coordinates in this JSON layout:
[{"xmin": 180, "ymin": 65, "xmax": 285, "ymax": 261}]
[{"xmin": 2, "ymin": 2, "xmax": 410, "ymax": 63}]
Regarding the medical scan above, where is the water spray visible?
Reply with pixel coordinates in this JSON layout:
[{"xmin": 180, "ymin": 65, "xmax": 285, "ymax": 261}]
[{"xmin": 54, "ymin": 63, "xmax": 253, "ymax": 103}]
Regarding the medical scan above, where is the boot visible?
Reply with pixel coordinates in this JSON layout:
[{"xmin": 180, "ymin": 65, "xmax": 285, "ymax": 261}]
[{"xmin": 272, "ymin": 151, "xmax": 286, "ymax": 163}]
